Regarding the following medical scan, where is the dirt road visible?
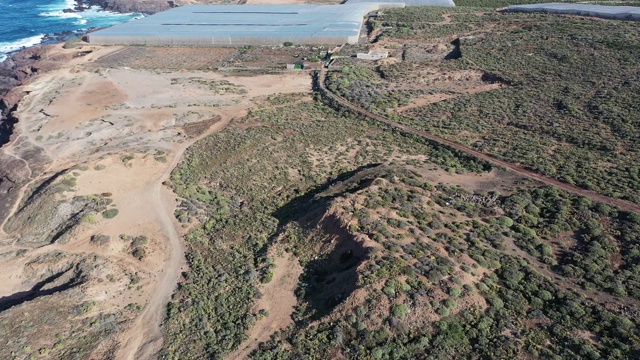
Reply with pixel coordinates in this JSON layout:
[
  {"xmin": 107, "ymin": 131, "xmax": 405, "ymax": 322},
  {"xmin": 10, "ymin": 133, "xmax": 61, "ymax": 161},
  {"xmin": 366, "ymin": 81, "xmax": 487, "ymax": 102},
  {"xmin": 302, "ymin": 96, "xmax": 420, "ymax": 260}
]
[
  {"xmin": 112, "ymin": 72, "xmax": 309, "ymax": 358},
  {"xmin": 115, "ymin": 111, "xmax": 242, "ymax": 359},
  {"xmin": 0, "ymin": 41, "xmax": 312, "ymax": 360},
  {"xmin": 227, "ymin": 252, "xmax": 302, "ymax": 359},
  {"xmin": 317, "ymin": 71, "xmax": 640, "ymax": 215}
]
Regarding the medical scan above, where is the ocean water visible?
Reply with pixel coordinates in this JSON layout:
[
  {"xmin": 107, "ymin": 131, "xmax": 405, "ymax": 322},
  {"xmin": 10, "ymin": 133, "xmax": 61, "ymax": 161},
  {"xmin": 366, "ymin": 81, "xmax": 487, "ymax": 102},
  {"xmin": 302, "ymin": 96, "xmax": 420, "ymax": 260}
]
[{"xmin": 0, "ymin": 0, "xmax": 141, "ymax": 62}]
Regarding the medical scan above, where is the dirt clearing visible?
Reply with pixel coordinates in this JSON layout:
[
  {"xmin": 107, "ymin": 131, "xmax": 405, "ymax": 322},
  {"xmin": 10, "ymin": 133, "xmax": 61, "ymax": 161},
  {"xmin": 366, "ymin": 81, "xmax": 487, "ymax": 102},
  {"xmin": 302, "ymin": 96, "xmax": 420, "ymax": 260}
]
[
  {"xmin": 0, "ymin": 43, "xmax": 311, "ymax": 360},
  {"xmin": 229, "ymin": 251, "xmax": 303, "ymax": 359}
]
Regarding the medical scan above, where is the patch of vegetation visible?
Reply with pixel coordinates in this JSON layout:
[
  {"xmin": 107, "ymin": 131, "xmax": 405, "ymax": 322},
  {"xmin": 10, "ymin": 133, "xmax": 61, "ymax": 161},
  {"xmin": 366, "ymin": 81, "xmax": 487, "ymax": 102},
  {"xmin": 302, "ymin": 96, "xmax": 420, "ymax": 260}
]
[
  {"xmin": 62, "ymin": 37, "xmax": 83, "ymax": 49},
  {"xmin": 154, "ymin": 150, "xmax": 168, "ymax": 163},
  {"xmin": 372, "ymin": 8, "xmax": 640, "ymax": 203},
  {"xmin": 497, "ymin": 186, "xmax": 640, "ymax": 298},
  {"xmin": 52, "ymin": 176, "xmax": 77, "ymax": 193},
  {"xmin": 163, "ymin": 96, "xmax": 488, "ymax": 358},
  {"xmin": 119, "ymin": 234, "xmax": 149, "ymax": 260},
  {"xmin": 101, "ymin": 209, "xmax": 119, "ymax": 219},
  {"xmin": 90, "ymin": 234, "xmax": 111, "ymax": 246},
  {"xmin": 171, "ymin": 77, "xmax": 247, "ymax": 95},
  {"xmin": 131, "ymin": 235, "xmax": 148, "ymax": 260},
  {"xmin": 252, "ymin": 171, "xmax": 640, "ymax": 360},
  {"xmin": 81, "ymin": 214, "xmax": 97, "ymax": 224},
  {"xmin": 121, "ymin": 154, "xmax": 134, "ymax": 165},
  {"xmin": 455, "ymin": 0, "xmax": 640, "ymax": 8},
  {"xmin": 159, "ymin": 7, "xmax": 640, "ymax": 360},
  {"xmin": 0, "ymin": 299, "xmax": 123, "ymax": 360}
]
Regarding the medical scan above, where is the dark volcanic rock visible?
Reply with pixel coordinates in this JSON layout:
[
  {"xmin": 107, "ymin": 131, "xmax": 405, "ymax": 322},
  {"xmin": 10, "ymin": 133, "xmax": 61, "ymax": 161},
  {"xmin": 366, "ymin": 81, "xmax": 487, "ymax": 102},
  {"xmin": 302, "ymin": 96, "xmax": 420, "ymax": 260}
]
[
  {"xmin": 88, "ymin": 0, "xmax": 174, "ymax": 14},
  {"xmin": 0, "ymin": 47, "xmax": 48, "ymax": 139},
  {"xmin": 0, "ymin": 45, "xmax": 66, "ymax": 122}
]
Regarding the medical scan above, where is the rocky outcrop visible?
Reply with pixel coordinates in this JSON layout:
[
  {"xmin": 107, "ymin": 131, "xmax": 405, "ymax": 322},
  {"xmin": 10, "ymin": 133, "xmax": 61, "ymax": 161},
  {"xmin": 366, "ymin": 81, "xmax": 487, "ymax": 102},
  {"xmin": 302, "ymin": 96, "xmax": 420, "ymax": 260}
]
[
  {"xmin": 3, "ymin": 172, "xmax": 101, "ymax": 247},
  {"xmin": 88, "ymin": 0, "xmax": 174, "ymax": 14},
  {"xmin": 0, "ymin": 45, "xmax": 71, "ymax": 226},
  {"xmin": 87, "ymin": 0, "xmax": 230, "ymax": 15},
  {"xmin": 0, "ymin": 46, "xmax": 50, "ymax": 146}
]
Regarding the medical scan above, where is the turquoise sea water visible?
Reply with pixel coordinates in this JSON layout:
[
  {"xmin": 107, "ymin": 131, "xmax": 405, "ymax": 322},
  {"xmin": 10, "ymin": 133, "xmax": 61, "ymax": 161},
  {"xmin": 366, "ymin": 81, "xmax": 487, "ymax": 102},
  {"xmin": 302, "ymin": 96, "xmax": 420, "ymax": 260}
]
[{"xmin": 0, "ymin": 0, "xmax": 141, "ymax": 62}]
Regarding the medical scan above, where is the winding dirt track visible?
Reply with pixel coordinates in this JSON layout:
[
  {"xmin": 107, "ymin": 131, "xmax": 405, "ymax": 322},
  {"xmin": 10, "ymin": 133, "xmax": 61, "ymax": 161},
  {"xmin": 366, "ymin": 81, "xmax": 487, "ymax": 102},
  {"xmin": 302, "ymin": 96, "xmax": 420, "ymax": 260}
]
[
  {"xmin": 116, "ymin": 111, "xmax": 242, "ymax": 360},
  {"xmin": 317, "ymin": 71, "xmax": 640, "ymax": 215}
]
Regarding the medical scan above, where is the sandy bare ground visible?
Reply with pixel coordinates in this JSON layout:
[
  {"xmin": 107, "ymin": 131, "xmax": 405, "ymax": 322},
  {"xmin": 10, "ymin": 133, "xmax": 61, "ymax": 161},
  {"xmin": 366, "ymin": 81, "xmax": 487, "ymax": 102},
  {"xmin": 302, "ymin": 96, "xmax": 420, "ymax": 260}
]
[
  {"xmin": 0, "ymin": 44, "xmax": 311, "ymax": 359},
  {"xmin": 228, "ymin": 251, "xmax": 302, "ymax": 359},
  {"xmin": 412, "ymin": 167, "xmax": 525, "ymax": 195},
  {"xmin": 393, "ymin": 83, "xmax": 505, "ymax": 113}
]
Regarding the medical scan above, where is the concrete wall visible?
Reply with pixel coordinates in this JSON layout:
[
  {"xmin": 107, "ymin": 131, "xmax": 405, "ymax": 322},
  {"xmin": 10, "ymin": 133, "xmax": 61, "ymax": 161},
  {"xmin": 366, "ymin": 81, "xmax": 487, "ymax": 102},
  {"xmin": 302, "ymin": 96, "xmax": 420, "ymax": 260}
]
[{"xmin": 356, "ymin": 50, "xmax": 389, "ymax": 60}]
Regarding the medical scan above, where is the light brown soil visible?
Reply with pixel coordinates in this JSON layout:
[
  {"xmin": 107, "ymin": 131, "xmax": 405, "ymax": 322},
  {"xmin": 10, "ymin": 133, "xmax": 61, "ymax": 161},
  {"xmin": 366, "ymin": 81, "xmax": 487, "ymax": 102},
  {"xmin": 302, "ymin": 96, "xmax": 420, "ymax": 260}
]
[
  {"xmin": 95, "ymin": 46, "xmax": 237, "ymax": 70},
  {"xmin": 393, "ymin": 93, "xmax": 458, "ymax": 113},
  {"xmin": 411, "ymin": 167, "xmax": 525, "ymax": 195},
  {"xmin": 0, "ymin": 43, "xmax": 312, "ymax": 360},
  {"xmin": 228, "ymin": 251, "xmax": 303, "ymax": 359},
  {"xmin": 391, "ymin": 70, "xmax": 506, "ymax": 114}
]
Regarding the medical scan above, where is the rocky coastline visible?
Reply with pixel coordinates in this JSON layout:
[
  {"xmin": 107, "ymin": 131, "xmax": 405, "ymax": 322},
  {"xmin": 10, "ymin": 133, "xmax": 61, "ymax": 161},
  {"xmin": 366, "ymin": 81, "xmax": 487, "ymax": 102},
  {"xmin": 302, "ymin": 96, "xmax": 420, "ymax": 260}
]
[
  {"xmin": 87, "ymin": 0, "xmax": 176, "ymax": 14},
  {"xmin": 0, "ymin": 26, "xmax": 88, "ymax": 144},
  {"xmin": 0, "ymin": 47, "xmax": 49, "ymax": 146},
  {"xmin": 0, "ymin": 44, "xmax": 74, "ymax": 221},
  {"xmin": 0, "ymin": 0, "xmax": 152, "ymax": 148},
  {"xmin": 0, "ymin": 0, "xmax": 185, "ymax": 223},
  {"xmin": 64, "ymin": 0, "xmax": 175, "ymax": 15}
]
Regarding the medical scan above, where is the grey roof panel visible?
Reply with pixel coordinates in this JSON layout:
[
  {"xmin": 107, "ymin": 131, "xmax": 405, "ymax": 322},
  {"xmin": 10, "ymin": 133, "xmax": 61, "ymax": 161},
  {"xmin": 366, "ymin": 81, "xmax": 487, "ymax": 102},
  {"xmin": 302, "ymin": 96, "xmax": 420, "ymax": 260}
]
[{"xmin": 88, "ymin": 4, "xmax": 400, "ymax": 46}]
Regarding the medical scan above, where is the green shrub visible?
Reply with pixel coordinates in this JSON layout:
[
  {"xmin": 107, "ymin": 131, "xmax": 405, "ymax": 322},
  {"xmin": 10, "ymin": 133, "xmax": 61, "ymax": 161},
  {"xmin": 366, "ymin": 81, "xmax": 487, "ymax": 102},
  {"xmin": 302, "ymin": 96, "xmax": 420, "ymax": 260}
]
[
  {"xmin": 81, "ymin": 214, "xmax": 97, "ymax": 224},
  {"xmin": 102, "ymin": 209, "xmax": 119, "ymax": 219},
  {"xmin": 498, "ymin": 216, "xmax": 514, "ymax": 228},
  {"xmin": 448, "ymin": 287, "xmax": 462, "ymax": 297},
  {"xmin": 392, "ymin": 304, "xmax": 410, "ymax": 319}
]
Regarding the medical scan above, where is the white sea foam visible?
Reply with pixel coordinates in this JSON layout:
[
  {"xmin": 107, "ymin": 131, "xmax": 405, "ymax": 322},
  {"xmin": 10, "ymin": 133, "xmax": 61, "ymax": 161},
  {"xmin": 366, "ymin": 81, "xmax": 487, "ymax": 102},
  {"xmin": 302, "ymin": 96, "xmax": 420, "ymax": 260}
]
[
  {"xmin": 39, "ymin": 0, "xmax": 81, "ymax": 18},
  {"xmin": 39, "ymin": 11, "xmax": 83, "ymax": 18},
  {"xmin": 39, "ymin": 0, "xmax": 139, "ymax": 22},
  {"xmin": 0, "ymin": 0, "xmax": 142, "ymax": 61},
  {"xmin": 0, "ymin": 34, "xmax": 45, "ymax": 58},
  {"xmin": 38, "ymin": 0, "xmax": 76, "ymax": 13},
  {"xmin": 40, "ymin": 0, "xmax": 140, "ymax": 31},
  {"xmin": 82, "ymin": 5, "xmax": 139, "ymax": 19}
]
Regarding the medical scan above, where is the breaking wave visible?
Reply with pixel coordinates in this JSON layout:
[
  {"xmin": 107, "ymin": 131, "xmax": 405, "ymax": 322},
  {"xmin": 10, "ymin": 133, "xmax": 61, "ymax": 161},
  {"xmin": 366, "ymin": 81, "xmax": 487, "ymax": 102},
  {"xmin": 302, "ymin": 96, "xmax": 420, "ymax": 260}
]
[
  {"xmin": 0, "ymin": 34, "xmax": 45, "ymax": 62},
  {"xmin": 0, "ymin": 0, "xmax": 141, "ymax": 62}
]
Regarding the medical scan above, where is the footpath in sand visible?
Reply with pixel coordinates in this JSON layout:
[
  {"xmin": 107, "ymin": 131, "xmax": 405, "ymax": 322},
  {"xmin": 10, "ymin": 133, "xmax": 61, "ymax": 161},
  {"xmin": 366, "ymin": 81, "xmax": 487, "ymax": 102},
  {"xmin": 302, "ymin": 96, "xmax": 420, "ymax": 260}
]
[
  {"xmin": 0, "ymin": 44, "xmax": 310, "ymax": 359},
  {"xmin": 228, "ymin": 251, "xmax": 303, "ymax": 359}
]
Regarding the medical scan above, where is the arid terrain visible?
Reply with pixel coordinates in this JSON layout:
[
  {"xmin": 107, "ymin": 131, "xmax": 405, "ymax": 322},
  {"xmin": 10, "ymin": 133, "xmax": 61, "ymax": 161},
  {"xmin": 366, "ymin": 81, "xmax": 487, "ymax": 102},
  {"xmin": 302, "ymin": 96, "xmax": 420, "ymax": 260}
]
[
  {"xmin": 0, "ymin": 43, "xmax": 310, "ymax": 359},
  {"xmin": 1, "ymin": 1, "xmax": 640, "ymax": 360}
]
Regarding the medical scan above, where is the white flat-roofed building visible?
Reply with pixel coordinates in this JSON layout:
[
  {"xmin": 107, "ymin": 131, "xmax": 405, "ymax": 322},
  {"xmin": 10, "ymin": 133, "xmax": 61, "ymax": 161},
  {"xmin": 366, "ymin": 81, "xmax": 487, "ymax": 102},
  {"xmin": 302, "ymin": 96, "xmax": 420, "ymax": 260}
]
[{"xmin": 87, "ymin": 3, "xmax": 405, "ymax": 46}]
